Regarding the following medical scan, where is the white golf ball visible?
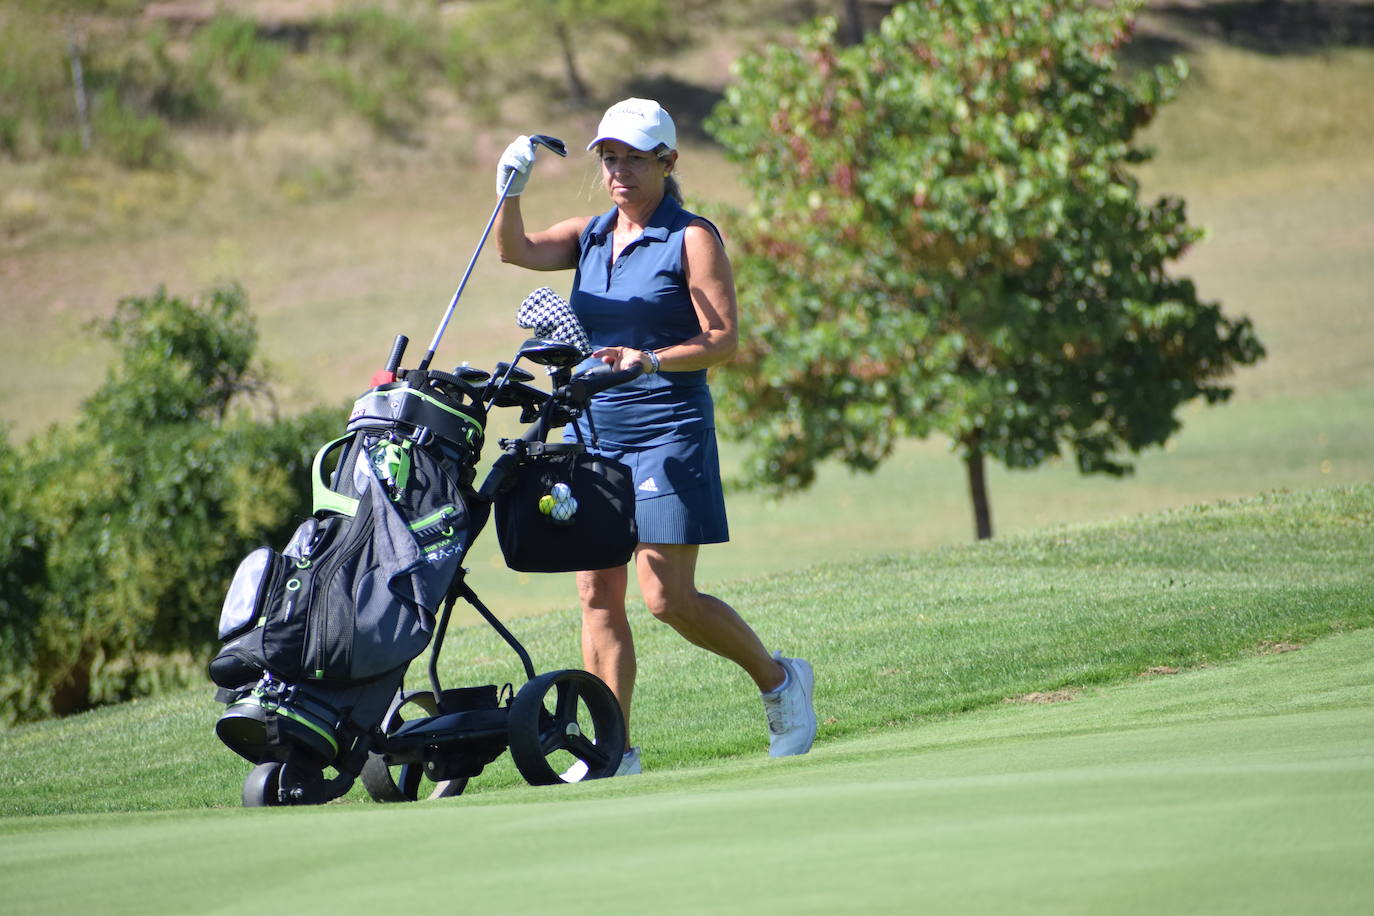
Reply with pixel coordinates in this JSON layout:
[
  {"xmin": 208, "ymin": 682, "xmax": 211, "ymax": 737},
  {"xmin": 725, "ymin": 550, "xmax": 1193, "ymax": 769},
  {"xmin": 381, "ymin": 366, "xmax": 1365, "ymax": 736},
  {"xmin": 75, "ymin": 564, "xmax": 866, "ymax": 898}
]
[
  {"xmin": 551, "ymin": 501, "xmax": 574, "ymax": 522},
  {"xmin": 551, "ymin": 483, "xmax": 572, "ymax": 501}
]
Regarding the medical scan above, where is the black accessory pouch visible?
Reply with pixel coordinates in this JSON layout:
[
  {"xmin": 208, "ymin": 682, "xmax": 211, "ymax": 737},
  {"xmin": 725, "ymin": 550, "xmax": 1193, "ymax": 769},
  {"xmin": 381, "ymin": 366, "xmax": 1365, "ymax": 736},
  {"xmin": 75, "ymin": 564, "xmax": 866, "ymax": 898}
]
[{"xmin": 494, "ymin": 441, "xmax": 637, "ymax": 573}]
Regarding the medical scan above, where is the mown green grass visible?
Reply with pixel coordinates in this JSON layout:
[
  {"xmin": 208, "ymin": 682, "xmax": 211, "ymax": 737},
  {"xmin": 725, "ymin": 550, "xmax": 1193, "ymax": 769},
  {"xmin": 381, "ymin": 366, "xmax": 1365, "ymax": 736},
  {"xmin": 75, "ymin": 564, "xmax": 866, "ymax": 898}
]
[
  {"xmin": 2, "ymin": 569, "xmax": 1370, "ymax": 915},
  {"xmin": 1, "ymin": 485, "xmax": 1368, "ymax": 819}
]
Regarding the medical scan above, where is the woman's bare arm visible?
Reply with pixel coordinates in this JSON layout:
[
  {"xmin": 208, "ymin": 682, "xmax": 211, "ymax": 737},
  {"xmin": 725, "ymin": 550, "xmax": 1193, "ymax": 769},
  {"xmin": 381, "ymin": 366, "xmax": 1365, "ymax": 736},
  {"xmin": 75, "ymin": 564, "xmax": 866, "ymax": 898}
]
[
  {"xmin": 666, "ymin": 220, "xmax": 739, "ymax": 370},
  {"xmin": 495, "ymin": 196, "xmax": 588, "ymax": 271}
]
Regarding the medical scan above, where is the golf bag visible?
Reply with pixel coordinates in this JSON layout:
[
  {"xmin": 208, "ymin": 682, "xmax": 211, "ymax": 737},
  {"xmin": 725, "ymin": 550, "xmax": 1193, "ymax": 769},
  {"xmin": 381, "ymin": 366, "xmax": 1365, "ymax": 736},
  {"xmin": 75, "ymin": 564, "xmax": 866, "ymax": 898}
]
[{"xmin": 210, "ymin": 369, "xmax": 488, "ymax": 775}]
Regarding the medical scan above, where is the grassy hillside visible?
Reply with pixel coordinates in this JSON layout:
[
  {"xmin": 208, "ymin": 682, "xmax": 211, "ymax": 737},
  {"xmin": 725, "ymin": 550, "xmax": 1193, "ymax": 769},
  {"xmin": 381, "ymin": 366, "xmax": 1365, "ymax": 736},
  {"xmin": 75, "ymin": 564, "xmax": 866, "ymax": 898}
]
[{"xmin": 0, "ymin": 7, "xmax": 1369, "ymax": 910}]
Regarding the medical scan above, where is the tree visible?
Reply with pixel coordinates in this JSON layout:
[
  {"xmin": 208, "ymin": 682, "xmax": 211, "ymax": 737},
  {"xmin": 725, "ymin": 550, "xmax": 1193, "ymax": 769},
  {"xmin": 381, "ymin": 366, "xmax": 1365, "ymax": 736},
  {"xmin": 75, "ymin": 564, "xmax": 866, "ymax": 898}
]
[
  {"xmin": 465, "ymin": 0, "xmax": 676, "ymax": 106},
  {"xmin": 705, "ymin": 0, "xmax": 1264, "ymax": 539},
  {"xmin": 0, "ymin": 430, "xmax": 46, "ymax": 703},
  {"xmin": 0, "ymin": 285, "xmax": 339, "ymax": 722}
]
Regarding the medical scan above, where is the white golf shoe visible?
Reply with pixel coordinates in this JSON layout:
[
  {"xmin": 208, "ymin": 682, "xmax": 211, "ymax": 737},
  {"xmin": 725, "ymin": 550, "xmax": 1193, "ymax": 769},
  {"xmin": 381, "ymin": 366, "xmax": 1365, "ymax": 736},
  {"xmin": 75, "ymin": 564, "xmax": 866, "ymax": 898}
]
[
  {"xmin": 762, "ymin": 652, "xmax": 816, "ymax": 757},
  {"xmin": 561, "ymin": 746, "xmax": 642, "ymax": 783}
]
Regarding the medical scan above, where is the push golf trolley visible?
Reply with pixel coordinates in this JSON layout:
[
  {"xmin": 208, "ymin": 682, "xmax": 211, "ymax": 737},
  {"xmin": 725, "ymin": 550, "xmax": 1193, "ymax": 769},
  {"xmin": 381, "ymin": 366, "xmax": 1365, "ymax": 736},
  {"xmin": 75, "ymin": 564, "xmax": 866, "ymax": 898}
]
[{"xmin": 207, "ymin": 135, "xmax": 642, "ymax": 806}]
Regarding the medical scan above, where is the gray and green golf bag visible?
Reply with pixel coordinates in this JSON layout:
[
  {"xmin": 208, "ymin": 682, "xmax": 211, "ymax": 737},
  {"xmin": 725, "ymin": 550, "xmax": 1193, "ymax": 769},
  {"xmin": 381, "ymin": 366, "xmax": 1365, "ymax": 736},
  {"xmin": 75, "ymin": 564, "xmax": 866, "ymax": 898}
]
[{"xmin": 209, "ymin": 369, "xmax": 489, "ymax": 779}]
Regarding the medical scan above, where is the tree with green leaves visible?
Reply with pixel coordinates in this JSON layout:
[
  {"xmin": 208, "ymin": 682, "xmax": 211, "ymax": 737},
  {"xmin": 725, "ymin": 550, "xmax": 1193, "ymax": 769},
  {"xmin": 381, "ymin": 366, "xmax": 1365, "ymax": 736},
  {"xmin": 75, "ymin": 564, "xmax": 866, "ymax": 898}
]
[
  {"xmin": 0, "ymin": 285, "xmax": 338, "ymax": 722},
  {"xmin": 706, "ymin": 0, "xmax": 1264, "ymax": 538}
]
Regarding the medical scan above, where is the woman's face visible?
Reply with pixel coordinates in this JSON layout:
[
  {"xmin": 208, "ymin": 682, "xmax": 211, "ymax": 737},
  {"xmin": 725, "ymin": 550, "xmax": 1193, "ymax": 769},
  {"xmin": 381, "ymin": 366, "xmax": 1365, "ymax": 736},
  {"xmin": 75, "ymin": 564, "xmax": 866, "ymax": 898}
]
[{"xmin": 598, "ymin": 139, "xmax": 675, "ymax": 209}]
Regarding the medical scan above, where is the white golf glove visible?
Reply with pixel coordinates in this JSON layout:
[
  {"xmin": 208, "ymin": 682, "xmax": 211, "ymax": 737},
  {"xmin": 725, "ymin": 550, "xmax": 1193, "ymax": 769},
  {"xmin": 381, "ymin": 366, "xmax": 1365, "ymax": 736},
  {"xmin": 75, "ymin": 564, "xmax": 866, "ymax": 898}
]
[{"xmin": 497, "ymin": 135, "xmax": 537, "ymax": 197}]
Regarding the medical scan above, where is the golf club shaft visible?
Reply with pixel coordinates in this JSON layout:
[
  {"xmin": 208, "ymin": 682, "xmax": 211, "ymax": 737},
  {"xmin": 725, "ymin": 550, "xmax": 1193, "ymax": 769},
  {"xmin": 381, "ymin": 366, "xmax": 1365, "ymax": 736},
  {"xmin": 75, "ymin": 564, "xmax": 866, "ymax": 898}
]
[{"xmin": 417, "ymin": 169, "xmax": 518, "ymax": 372}]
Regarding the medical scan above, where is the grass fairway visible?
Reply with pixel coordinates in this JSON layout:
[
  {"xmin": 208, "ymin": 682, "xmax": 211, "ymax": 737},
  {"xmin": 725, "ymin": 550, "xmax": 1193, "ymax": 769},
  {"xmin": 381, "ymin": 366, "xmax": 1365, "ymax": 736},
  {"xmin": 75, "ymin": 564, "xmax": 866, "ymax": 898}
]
[
  {"xmin": 3, "ymin": 622, "xmax": 1370, "ymax": 914},
  {"xmin": 1, "ymin": 486, "xmax": 1370, "ymax": 912}
]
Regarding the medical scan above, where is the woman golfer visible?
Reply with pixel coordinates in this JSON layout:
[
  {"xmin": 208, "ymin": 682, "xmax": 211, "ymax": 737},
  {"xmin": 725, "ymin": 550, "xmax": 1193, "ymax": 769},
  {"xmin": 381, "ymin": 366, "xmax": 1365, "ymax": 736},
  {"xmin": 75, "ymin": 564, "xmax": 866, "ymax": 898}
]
[{"xmin": 494, "ymin": 98, "xmax": 816, "ymax": 777}]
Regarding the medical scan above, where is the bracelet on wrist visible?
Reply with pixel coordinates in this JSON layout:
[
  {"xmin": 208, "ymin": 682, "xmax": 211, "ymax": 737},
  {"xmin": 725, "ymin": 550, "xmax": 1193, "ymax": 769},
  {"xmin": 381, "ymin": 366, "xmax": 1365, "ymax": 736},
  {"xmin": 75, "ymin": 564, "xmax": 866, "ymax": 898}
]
[{"xmin": 644, "ymin": 350, "xmax": 661, "ymax": 374}]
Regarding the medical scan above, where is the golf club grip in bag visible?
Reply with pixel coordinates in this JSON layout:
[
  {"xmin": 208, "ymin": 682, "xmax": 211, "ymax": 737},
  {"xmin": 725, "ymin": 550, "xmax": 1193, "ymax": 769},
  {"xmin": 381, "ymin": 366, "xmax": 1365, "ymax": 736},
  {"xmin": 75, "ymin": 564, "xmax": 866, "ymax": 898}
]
[{"xmin": 493, "ymin": 442, "xmax": 637, "ymax": 573}]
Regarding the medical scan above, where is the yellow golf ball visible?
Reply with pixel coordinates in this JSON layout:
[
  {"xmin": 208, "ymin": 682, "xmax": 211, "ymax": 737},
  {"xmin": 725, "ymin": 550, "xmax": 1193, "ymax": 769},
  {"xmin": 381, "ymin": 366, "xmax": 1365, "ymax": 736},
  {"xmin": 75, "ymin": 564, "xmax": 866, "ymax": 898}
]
[{"xmin": 538, "ymin": 494, "xmax": 555, "ymax": 515}]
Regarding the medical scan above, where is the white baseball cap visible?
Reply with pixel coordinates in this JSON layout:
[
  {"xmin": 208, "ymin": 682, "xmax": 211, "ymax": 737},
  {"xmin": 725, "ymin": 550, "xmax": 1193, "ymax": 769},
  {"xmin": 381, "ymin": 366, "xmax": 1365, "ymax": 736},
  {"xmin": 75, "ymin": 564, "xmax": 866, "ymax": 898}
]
[{"xmin": 586, "ymin": 98, "xmax": 677, "ymax": 152}]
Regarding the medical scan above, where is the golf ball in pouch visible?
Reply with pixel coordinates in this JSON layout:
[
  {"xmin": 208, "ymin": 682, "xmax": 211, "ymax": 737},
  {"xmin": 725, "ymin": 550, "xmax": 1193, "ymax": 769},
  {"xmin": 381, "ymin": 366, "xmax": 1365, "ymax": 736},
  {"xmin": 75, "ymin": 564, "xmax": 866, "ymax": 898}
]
[{"xmin": 539, "ymin": 483, "xmax": 578, "ymax": 525}]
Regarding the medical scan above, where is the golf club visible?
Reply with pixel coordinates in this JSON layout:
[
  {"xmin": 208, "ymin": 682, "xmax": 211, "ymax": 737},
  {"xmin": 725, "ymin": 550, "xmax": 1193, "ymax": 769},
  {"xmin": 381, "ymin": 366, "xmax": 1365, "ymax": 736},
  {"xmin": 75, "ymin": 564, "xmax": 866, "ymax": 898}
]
[{"xmin": 417, "ymin": 133, "xmax": 568, "ymax": 372}]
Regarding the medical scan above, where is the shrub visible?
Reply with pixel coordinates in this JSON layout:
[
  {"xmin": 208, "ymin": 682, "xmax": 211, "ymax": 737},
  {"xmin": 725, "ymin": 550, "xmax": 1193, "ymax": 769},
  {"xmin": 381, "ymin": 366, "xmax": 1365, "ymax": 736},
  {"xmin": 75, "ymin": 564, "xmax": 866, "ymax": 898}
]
[
  {"xmin": 307, "ymin": 5, "xmax": 448, "ymax": 135},
  {"xmin": 0, "ymin": 285, "xmax": 341, "ymax": 722},
  {"xmin": 189, "ymin": 13, "xmax": 285, "ymax": 86},
  {"xmin": 90, "ymin": 88, "xmax": 179, "ymax": 170},
  {"xmin": 0, "ymin": 9, "xmax": 75, "ymax": 160}
]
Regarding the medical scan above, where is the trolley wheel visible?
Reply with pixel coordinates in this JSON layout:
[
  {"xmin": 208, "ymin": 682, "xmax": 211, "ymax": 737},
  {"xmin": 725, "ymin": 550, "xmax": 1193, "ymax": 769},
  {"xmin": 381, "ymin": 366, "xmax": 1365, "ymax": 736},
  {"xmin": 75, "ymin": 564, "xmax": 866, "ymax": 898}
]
[
  {"xmin": 242, "ymin": 761, "xmax": 284, "ymax": 807},
  {"xmin": 243, "ymin": 761, "xmax": 332, "ymax": 807},
  {"xmin": 507, "ymin": 669, "xmax": 626, "ymax": 786},
  {"xmin": 360, "ymin": 690, "xmax": 468, "ymax": 802}
]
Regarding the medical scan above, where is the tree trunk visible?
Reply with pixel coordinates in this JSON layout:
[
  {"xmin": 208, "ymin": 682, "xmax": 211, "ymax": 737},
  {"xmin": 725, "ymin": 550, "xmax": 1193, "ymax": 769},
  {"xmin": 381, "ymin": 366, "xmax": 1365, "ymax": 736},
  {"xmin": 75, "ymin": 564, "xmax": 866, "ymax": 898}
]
[
  {"xmin": 68, "ymin": 34, "xmax": 92, "ymax": 152},
  {"xmin": 842, "ymin": 0, "xmax": 865, "ymax": 44},
  {"xmin": 964, "ymin": 432, "xmax": 994, "ymax": 540},
  {"xmin": 552, "ymin": 20, "xmax": 589, "ymax": 107}
]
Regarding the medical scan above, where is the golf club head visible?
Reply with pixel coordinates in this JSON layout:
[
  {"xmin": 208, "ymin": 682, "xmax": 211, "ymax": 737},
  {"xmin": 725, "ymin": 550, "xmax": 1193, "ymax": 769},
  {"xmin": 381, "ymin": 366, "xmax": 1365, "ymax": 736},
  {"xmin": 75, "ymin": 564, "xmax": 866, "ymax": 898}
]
[
  {"xmin": 517, "ymin": 337, "xmax": 584, "ymax": 369},
  {"xmin": 492, "ymin": 361, "xmax": 535, "ymax": 383},
  {"xmin": 529, "ymin": 134, "xmax": 568, "ymax": 158}
]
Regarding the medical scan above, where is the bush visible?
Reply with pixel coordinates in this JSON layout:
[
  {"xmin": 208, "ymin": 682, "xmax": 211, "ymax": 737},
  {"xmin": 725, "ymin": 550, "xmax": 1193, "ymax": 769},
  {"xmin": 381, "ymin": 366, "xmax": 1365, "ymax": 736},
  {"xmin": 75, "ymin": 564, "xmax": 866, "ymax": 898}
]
[
  {"xmin": 0, "ymin": 285, "xmax": 341, "ymax": 722},
  {"xmin": 91, "ymin": 88, "xmax": 179, "ymax": 170},
  {"xmin": 0, "ymin": 431, "xmax": 46, "ymax": 702},
  {"xmin": 0, "ymin": 9, "xmax": 75, "ymax": 160},
  {"xmin": 190, "ymin": 14, "xmax": 286, "ymax": 85},
  {"xmin": 307, "ymin": 5, "xmax": 448, "ymax": 135}
]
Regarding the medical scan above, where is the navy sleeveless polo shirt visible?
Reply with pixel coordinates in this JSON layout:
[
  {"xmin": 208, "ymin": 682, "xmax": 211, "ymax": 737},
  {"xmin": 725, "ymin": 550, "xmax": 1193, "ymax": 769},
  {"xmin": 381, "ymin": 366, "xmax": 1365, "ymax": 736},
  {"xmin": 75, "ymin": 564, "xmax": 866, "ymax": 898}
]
[
  {"xmin": 568, "ymin": 195, "xmax": 717, "ymax": 448},
  {"xmin": 566, "ymin": 195, "xmax": 730, "ymax": 545}
]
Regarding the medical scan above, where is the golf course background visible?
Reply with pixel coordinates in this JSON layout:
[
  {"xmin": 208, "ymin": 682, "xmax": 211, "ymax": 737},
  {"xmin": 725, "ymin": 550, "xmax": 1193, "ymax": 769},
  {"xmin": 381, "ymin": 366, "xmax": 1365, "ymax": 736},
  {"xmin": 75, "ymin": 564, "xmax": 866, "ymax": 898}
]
[{"xmin": 1, "ymin": 2, "xmax": 1371, "ymax": 912}]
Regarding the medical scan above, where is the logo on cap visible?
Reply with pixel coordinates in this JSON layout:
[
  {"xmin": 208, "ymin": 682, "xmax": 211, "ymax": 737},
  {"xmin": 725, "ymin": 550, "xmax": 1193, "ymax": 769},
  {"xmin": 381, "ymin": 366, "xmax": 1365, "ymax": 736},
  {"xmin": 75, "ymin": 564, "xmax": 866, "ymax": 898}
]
[{"xmin": 587, "ymin": 97, "xmax": 677, "ymax": 152}]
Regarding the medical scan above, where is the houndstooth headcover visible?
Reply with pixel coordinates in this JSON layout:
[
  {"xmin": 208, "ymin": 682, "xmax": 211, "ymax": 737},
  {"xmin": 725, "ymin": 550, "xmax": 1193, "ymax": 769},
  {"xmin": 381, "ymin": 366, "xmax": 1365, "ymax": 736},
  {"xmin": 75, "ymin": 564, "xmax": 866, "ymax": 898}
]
[{"xmin": 517, "ymin": 287, "xmax": 592, "ymax": 357}]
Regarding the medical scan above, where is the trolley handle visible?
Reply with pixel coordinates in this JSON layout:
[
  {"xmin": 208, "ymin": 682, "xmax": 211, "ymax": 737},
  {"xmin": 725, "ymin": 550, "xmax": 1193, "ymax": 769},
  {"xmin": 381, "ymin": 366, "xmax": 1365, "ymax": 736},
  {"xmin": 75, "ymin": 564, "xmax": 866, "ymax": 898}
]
[
  {"xmin": 474, "ymin": 363, "xmax": 641, "ymax": 501},
  {"xmin": 563, "ymin": 364, "xmax": 643, "ymax": 405}
]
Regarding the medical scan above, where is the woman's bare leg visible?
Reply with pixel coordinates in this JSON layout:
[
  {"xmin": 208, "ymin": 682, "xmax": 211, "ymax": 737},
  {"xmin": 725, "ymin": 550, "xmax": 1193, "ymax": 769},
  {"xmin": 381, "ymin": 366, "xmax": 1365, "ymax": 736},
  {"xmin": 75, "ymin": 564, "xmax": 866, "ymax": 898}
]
[
  {"xmin": 635, "ymin": 543, "xmax": 785, "ymax": 692},
  {"xmin": 576, "ymin": 565, "xmax": 636, "ymax": 749}
]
